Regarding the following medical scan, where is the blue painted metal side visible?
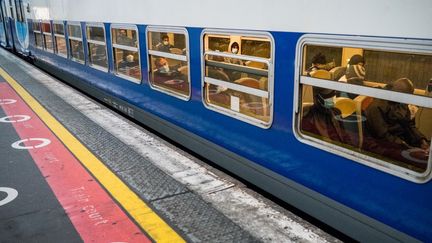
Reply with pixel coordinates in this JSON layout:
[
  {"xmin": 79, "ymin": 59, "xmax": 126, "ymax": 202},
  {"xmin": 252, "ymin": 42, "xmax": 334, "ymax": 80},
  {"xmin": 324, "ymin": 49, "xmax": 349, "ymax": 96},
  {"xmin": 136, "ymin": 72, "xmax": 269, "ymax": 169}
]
[{"xmin": 26, "ymin": 22, "xmax": 432, "ymax": 241}]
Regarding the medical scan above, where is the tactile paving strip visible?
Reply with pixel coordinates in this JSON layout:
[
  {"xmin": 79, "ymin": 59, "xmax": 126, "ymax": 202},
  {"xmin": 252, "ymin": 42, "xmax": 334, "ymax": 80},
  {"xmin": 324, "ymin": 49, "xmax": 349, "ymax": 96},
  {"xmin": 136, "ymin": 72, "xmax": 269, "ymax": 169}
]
[{"xmin": 0, "ymin": 55, "xmax": 259, "ymax": 242}]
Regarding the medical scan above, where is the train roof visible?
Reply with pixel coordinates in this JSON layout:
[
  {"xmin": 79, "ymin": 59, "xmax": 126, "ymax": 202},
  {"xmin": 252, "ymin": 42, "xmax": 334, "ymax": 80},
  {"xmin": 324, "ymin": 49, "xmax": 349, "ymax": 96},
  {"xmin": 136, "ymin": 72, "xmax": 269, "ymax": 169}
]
[{"xmin": 29, "ymin": 0, "xmax": 432, "ymax": 39}]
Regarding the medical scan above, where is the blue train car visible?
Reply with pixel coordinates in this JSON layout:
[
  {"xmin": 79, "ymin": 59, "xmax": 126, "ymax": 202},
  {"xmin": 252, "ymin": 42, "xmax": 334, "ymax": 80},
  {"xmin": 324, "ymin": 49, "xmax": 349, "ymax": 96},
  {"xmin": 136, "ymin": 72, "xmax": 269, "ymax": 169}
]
[{"xmin": 2, "ymin": 0, "xmax": 432, "ymax": 241}]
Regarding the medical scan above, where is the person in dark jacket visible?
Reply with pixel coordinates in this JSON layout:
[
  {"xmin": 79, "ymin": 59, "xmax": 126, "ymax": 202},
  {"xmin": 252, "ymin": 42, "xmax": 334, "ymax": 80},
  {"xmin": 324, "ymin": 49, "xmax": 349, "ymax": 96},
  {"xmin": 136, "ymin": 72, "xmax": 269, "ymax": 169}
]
[
  {"xmin": 301, "ymin": 87, "xmax": 350, "ymax": 143},
  {"xmin": 365, "ymin": 78, "xmax": 429, "ymax": 150}
]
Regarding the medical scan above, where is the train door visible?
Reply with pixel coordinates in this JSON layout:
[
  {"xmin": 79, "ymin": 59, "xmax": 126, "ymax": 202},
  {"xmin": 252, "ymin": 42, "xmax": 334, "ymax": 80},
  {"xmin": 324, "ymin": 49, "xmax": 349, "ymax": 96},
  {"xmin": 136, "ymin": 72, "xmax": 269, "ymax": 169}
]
[
  {"xmin": 11, "ymin": 0, "xmax": 29, "ymax": 52},
  {"xmin": 0, "ymin": 0, "xmax": 7, "ymax": 46}
]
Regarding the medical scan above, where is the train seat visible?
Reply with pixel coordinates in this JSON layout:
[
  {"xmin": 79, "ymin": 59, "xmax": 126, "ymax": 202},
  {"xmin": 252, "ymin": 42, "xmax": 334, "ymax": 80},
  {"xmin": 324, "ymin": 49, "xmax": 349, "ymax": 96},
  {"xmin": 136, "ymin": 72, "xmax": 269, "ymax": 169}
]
[
  {"xmin": 415, "ymin": 85, "xmax": 432, "ymax": 139},
  {"xmin": 329, "ymin": 66, "xmax": 346, "ymax": 81},
  {"xmin": 235, "ymin": 77, "xmax": 268, "ymax": 117}
]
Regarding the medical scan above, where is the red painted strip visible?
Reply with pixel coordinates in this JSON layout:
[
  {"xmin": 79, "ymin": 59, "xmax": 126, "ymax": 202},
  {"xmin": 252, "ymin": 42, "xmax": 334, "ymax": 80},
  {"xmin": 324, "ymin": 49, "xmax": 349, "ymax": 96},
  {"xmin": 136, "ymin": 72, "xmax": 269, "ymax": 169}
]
[{"xmin": 0, "ymin": 83, "xmax": 151, "ymax": 243}]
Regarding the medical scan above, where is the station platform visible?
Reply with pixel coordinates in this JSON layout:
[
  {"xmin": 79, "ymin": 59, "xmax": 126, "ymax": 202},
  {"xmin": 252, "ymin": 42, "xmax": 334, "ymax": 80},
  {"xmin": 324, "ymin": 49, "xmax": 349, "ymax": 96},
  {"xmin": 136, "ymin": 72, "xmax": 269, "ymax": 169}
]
[{"xmin": 0, "ymin": 48, "xmax": 338, "ymax": 242}]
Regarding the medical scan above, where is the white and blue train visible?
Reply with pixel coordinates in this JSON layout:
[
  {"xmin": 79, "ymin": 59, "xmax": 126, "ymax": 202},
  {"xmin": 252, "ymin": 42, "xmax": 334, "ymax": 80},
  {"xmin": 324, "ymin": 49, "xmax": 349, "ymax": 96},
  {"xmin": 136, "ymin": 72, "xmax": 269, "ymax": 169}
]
[{"xmin": 1, "ymin": 0, "xmax": 431, "ymax": 241}]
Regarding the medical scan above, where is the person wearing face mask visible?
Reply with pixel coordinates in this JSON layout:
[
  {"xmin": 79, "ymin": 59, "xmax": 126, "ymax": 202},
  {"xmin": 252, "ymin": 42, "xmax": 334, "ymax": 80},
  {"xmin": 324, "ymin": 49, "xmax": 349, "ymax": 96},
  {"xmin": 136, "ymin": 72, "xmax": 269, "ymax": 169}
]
[
  {"xmin": 156, "ymin": 35, "xmax": 174, "ymax": 53},
  {"xmin": 365, "ymin": 78, "xmax": 429, "ymax": 151},
  {"xmin": 301, "ymin": 87, "xmax": 350, "ymax": 143},
  {"xmin": 224, "ymin": 42, "xmax": 244, "ymax": 81}
]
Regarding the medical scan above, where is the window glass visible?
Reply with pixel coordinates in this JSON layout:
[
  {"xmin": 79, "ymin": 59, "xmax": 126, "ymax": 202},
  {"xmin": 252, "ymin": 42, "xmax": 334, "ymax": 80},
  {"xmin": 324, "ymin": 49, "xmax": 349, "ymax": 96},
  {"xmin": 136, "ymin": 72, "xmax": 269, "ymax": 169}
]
[
  {"xmin": 303, "ymin": 45, "xmax": 432, "ymax": 97},
  {"xmin": 55, "ymin": 36, "xmax": 67, "ymax": 56},
  {"xmin": 298, "ymin": 44, "xmax": 432, "ymax": 176},
  {"xmin": 208, "ymin": 36, "xmax": 230, "ymax": 52},
  {"xmin": 88, "ymin": 42, "xmax": 107, "ymax": 68},
  {"xmin": 68, "ymin": 24, "xmax": 82, "ymax": 38},
  {"xmin": 148, "ymin": 31, "xmax": 186, "ymax": 52},
  {"xmin": 113, "ymin": 48, "xmax": 141, "ymax": 80},
  {"xmin": 70, "ymin": 39, "xmax": 84, "ymax": 62},
  {"xmin": 41, "ymin": 22, "xmax": 51, "ymax": 33},
  {"xmin": 34, "ymin": 33, "xmax": 43, "ymax": 48},
  {"xmin": 149, "ymin": 55, "xmax": 189, "ymax": 96},
  {"xmin": 241, "ymin": 38, "xmax": 271, "ymax": 58},
  {"xmin": 87, "ymin": 25, "xmax": 107, "ymax": 69},
  {"xmin": 112, "ymin": 28, "xmax": 137, "ymax": 47},
  {"xmin": 53, "ymin": 23, "xmax": 64, "ymax": 35},
  {"xmin": 32, "ymin": 22, "xmax": 40, "ymax": 32},
  {"xmin": 203, "ymin": 32, "xmax": 273, "ymax": 125},
  {"xmin": 147, "ymin": 29, "xmax": 189, "ymax": 98},
  {"xmin": 32, "ymin": 21, "xmax": 43, "ymax": 49},
  {"xmin": 112, "ymin": 26, "xmax": 140, "ymax": 81},
  {"xmin": 44, "ymin": 34, "xmax": 53, "ymax": 51},
  {"xmin": 87, "ymin": 26, "xmax": 105, "ymax": 42}
]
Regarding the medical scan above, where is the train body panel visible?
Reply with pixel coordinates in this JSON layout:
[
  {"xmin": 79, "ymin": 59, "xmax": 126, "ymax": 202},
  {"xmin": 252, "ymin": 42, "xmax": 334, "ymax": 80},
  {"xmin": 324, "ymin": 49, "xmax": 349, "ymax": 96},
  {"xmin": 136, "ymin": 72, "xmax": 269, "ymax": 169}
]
[{"xmin": 3, "ymin": 1, "xmax": 431, "ymax": 241}]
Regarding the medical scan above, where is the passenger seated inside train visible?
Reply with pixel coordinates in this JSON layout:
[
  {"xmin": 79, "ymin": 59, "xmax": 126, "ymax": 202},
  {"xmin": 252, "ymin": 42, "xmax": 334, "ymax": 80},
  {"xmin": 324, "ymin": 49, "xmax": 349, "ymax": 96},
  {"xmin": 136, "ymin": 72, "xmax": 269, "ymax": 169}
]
[
  {"xmin": 338, "ymin": 54, "xmax": 365, "ymax": 83},
  {"xmin": 117, "ymin": 54, "xmax": 139, "ymax": 76},
  {"xmin": 155, "ymin": 35, "xmax": 174, "ymax": 53},
  {"xmin": 306, "ymin": 53, "xmax": 335, "ymax": 76},
  {"xmin": 117, "ymin": 29, "xmax": 134, "ymax": 46},
  {"xmin": 152, "ymin": 57, "xmax": 188, "ymax": 93},
  {"xmin": 364, "ymin": 78, "xmax": 430, "ymax": 151},
  {"xmin": 223, "ymin": 42, "xmax": 245, "ymax": 81},
  {"xmin": 301, "ymin": 87, "xmax": 350, "ymax": 143},
  {"xmin": 338, "ymin": 55, "xmax": 366, "ymax": 99}
]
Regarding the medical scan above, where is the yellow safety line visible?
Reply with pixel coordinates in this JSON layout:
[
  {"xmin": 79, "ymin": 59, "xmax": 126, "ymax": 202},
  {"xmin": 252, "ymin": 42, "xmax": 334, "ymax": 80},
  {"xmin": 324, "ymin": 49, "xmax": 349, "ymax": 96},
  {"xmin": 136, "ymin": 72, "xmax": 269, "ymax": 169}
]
[{"xmin": 0, "ymin": 67, "xmax": 185, "ymax": 243}]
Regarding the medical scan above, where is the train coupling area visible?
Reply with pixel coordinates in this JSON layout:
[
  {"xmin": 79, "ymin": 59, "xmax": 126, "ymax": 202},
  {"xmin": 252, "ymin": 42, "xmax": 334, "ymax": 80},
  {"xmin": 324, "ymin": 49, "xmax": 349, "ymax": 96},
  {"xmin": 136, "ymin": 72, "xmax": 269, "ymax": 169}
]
[{"xmin": 0, "ymin": 48, "xmax": 338, "ymax": 242}]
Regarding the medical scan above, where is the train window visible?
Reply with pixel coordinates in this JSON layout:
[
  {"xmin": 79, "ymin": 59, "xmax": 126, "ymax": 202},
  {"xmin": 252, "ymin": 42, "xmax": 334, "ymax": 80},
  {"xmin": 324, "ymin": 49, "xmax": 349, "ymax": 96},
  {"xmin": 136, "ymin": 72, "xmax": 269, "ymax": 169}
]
[
  {"xmin": 67, "ymin": 22, "xmax": 84, "ymax": 63},
  {"xmin": 202, "ymin": 30, "xmax": 274, "ymax": 128},
  {"xmin": 86, "ymin": 23, "xmax": 107, "ymax": 71},
  {"xmin": 53, "ymin": 22, "xmax": 67, "ymax": 57},
  {"xmin": 32, "ymin": 20, "xmax": 43, "ymax": 49},
  {"xmin": 295, "ymin": 35, "xmax": 432, "ymax": 182},
  {"xmin": 111, "ymin": 25, "xmax": 141, "ymax": 82},
  {"xmin": 41, "ymin": 21, "xmax": 53, "ymax": 52},
  {"xmin": 146, "ymin": 27, "xmax": 190, "ymax": 99},
  {"xmin": 14, "ymin": 0, "xmax": 24, "ymax": 22}
]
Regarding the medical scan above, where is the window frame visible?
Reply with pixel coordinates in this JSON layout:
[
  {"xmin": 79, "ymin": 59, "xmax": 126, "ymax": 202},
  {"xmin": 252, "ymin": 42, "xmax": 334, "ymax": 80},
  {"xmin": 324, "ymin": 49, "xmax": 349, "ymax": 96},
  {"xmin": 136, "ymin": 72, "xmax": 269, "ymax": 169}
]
[
  {"xmin": 86, "ymin": 22, "xmax": 108, "ymax": 72},
  {"xmin": 110, "ymin": 23, "xmax": 141, "ymax": 84},
  {"xmin": 201, "ymin": 29, "xmax": 275, "ymax": 129},
  {"xmin": 146, "ymin": 26, "xmax": 191, "ymax": 100},
  {"xmin": 52, "ymin": 20, "xmax": 66, "ymax": 57},
  {"xmin": 32, "ymin": 19, "xmax": 43, "ymax": 49},
  {"xmin": 41, "ymin": 20, "xmax": 53, "ymax": 52},
  {"xmin": 67, "ymin": 21, "xmax": 84, "ymax": 63},
  {"xmin": 293, "ymin": 34, "xmax": 432, "ymax": 183}
]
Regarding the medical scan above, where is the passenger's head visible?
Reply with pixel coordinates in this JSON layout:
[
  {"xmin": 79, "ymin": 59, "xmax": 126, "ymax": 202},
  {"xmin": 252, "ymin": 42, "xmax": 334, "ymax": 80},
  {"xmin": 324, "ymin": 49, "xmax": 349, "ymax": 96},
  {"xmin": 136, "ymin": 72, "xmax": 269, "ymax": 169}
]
[
  {"xmin": 230, "ymin": 42, "xmax": 239, "ymax": 54},
  {"xmin": 162, "ymin": 35, "xmax": 169, "ymax": 46},
  {"xmin": 346, "ymin": 64, "xmax": 366, "ymax": 84},
  {"xmin": 348, "ymin": 54, "xmax": 365, "ymax": 66},
  {"xmin": 389, "ymin": 78, "xmax": 414, "ymax": 94},
  {"xmin": 155, "ymin": 57, "xmax": 170, "ymax": 72},
  {"xmin": 126, "ymin": 54, "xmax": 134, "ymax": 63},
  {"xmin": 119, "ymin": 29, "xmax": 127, "ymax": 37},
  {"xmin": 311, "ymin": 53, "xmax": 327, "ymax": 66}
]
